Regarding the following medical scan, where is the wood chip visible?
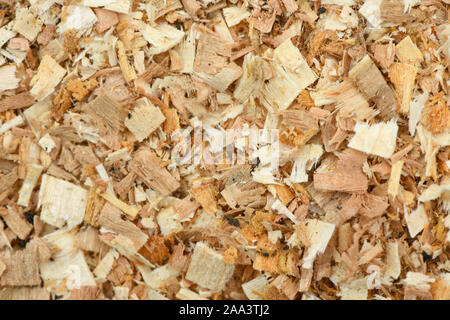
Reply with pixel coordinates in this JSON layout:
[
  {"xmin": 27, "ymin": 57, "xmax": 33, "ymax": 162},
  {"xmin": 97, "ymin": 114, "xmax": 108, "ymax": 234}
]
[
  {"xmin": 38, "ymin": 174, "xmax": 88, "ymax": 229},
  {"xmin": 125, "ymin": 98, "xmax": 165, "ymax": 142},
  {"xmin": 185, "ymin": 242, "xmax": 235, "ymax": 291}
]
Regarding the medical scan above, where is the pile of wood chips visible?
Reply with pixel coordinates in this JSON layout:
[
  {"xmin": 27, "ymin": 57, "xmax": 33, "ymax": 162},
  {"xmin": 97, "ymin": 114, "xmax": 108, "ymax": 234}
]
[{"xmin": 0, "ymin": 0, "xmax": 448, "ymax": 300}]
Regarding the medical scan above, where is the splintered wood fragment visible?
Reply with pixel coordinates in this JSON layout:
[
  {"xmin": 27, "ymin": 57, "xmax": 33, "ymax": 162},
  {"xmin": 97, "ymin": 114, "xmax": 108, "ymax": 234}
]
[
  {"xmin": 125, "ymin": 98, "xmax": 166, "ymax": 142},
  {"xmin": 302, "ymin": 219, "xmax": 335, "ymax": 269},
  {"xmin": 281, "ymin": 0, "xmax": 298, "ymax": 14},
  {"xmin": 221, "ymin": 183, "xmax": 265, "ymax": 208},
  {"xmin": 98, "ymin": 203, "xmax": 147, "ymax": 250},
  {"xmin": 380, "ymin": 0, "xmax": 412, "ymax": 26},
  {"xmin": 38, "ymin": 174, "xmax": 88, "ymax": 229},
  {"xmin": 0, "ymin": 206, "xmax": 32, "ymax": 240},
  {"xmin": 299, "ymin": 267, "xmax": 313, "ymax": 292},
  {"xmin": 348, "ymin": 55, "xmax": 396, "ymax": 118},
  {"xmin": 181, "ymin": 0, "xmax": 201, "ymax": 16},
  {"xmin": 242, "ymin": 276, "xmax": 269, "ymax": 300},
  {"xmin": 17, "ymin": 163, "xmax": 44, "ymax": 207},
  {"xmin": 0, "ymin": 115, "xmax": 24, "ymax": 135},
  {"xmin": 0, "ymin": 169, "xmax": 18, "ymax": 203},
  {"xmin": 194, "ymin": 62, "xmax": 243, "ymax": 92},
  {"xmin": 261, "ymin": 39, "xmax": 317, "ymax": 112},
  {"xmin": 409, "ymin": 92, "xmax": 428, "ymax": 136},
  {"xmin": 185, "ymin": 242, "xmax": 235, "ymax": 291},
  {"xmin": 310, "ymin": 80, "xmax": 376, "ymax": 121},
  {"xmin": 40, "ymin": 238, "xmax": 96, "ymax": 290},
  {"xmin": 0, "ymin": 65, "xmax": 20, "ymax": 92},
  {"xmin": 338, "ymin": 223, "xmax": 352, "ymax": 252},
  {"xmin": 175, "ymin": 197, "xmax": 199, "ymax": 221},
  {"xmin": 223, "ymin": 6, "xmax": 251, "ymax": 27},
  {"xmin": 396, "ymin": 36, "xmax": 423, "ymax": 64},
  {"xmin": 193, "ymin": 28, "xmax": 232, "ymax": 75},
  {"xmin": 139, "ymin": 58, "xmax": 170, "ymax": 82},
  {"xmin": 233, "ymin": 54, "xmax": 269, "ymax": 103},
  {"xmin": 405, "ymin": 204, "xmax": 428, "ymax": 238},
  {"xmin": 117, "ymin": 40, "xmax": 137, "ymax": 82},
  {"xmin": 191, "ymin": 183, "xmax": 218, "ymax": 215},
  {"xmin": 387, "ymin": 160, "xmax": 404, "ymax": 199},
  {"xmin": 94, "ymin": 8, "xmax": 119, "ymax": 33},
  {"xmin": 156, "ymin": 207, "xmax": 183, "ymax": 236},
  {"xmin": 272, "ymin": 199, "xmax": 298, "ymax": 224},
  {"xmin": 384, "ymin": 241, "xmax": 401, "ymax": 281},
  {"xmin": 358, "ymin": 242, "xmax": 383, "ymax": 265},
  {"xmin": 338, "ymin": 279, "xmax": 368, "ymax": 300},
  {"xmin": 0, "ymin": 241, "xmax": 40, "ymax": 286},
  {"xmin": 13, "ymin": 8, "xmax": 43, "ymax": 42},
  {"xmin": 389, "ymin": 62, "xmax": 417, "ymax": 114},
  {"xmin": 83, "ymin": 187, "xmax": 104, "ymax": 226},
  {"xmin": 314, "ymin": 149, "xmax": 368, "ymax": 194},
  {"xmin": 30, "ymin": 55, "xmax": 66, "ymax": 101},
  {"xmin": 372, "ymin": 41, "xmax": 395, "ymax": 70},
  {"xmin": 88, "ymin": 92, "xmax": 128, "ymax": 131},
  {"xmin": 248, "ymin": 9, "xmax": 276, "ymax": 33},
  {"xmin": 75, "ymin": 227, "xmax": 105, "ymax": 253},
  {"xmin": 98, "ymin": 191, "xmax": 139, "ymax": 218},
  {"xmin": 348, "ymin": 120, "xmax": 398, "ymax": 158},
  {"xmin": 129, "ymin": 147, "xmax": 180, "ymax": 196},
  {"xmin": 139, "ymin": 22, "xmax": 185, "ymax": 55},
  {"xmin": 0, "ymin": 92, "xmax": 36, "ymax": 112},
  {"xmin": 58, "ymin": 5, "xmax": 98, "ymax": 33}
]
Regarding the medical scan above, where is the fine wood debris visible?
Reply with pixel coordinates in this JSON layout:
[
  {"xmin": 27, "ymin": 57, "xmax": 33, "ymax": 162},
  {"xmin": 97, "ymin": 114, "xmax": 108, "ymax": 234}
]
[{"xmin": 0, "ymin": 0, "xmax": 448, "ymax": 301}]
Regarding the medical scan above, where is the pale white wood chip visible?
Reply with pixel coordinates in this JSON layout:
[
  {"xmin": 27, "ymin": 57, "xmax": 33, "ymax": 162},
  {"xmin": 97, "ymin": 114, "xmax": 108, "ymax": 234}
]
[
  {"xmin": 0, "ymin": 64, "xmax": 20, "ymax": 92},
  {"xmin": 302, "ymin": 219, "xmax": 335, "ymax": 269},
  {"xmin": 185, "ymin": 242, "xmax": 235, "ymax": 291},
  {"xmin": 404, "ymin": 272, "xmax": 435, "ymax": 290},
  {"xmin": 156, "ymin": 207, "xmax": 183, "ymax": 236},
  {"xmin": 383, "ymin": 240, "xmax": 401, "ymax": 283},
  {"xmin": 405, "ymin": 204, "xmax": 428, "ymax": 238},
  {"xmin": 409, "ymin": 92, "xmax": 428, "ymax": 136},
  {"xmin": 349, "ymin": 120, "xmax": 398, "ymax": 158},
  {"xmin": 396, "ymin": 35, "xmax": 423, "ymax": 64},
  {"xmin": 38, "ymin": 133, "xmax": 56, "ymax": 153},
  {"xmin": 58, "ymin": 5, "xmax": 98, "ymax": 33},
  {"xmin": 0, "ymin": 115, "xmax": 24, "ymax": 135},
  {"xmin": 30, "ymin": 55, "xmax": 67, "ymax": 101},
  {"xmin": 338, "ymin": 278, "xmax": 368, "ymax": 300},
  {"xmin": 272, "ymin": 199, "xmax": 298, "ymax": 224},
  {"xmin": 38, "ymin": 174, "xmax": 88, "ymax": 229},
  {"xmin": 17, "ymin": 163, "xmax": 44, "ymax": 207},
  {"xmin": 242, "ymin": 275, "xmax": 269, "ymax": 300},
  {"xmin": 137, "ymin": 263, "xmax": 180, "ymax": 290},
  {"xmin": 13, "ymin": 8, "xmax": 43, "ymax": 42},
  {"xmin": 125, "ymin": 98, "xmax": 166, "ymax": 142},
  {"xmin": 260, "ymin": 39, "xmax": 318, "ymax": 112},
  {"xmin": 40, "ymin": 229, "xmax": 96, "ymax": 292},
  {"xmin": 139, "ymin": 22, "xmax": 185, "ymax": 55},
  {"xmin": 387, "ymin": 160, "xmax": 404, "ymax": 199},
  {"xmin": 94, "ymin": 249, "xmax": 119, "ymax": 280},
  {"xmin": 223, "ymin": 6, "xmax": 251, "ymax": 27}
]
